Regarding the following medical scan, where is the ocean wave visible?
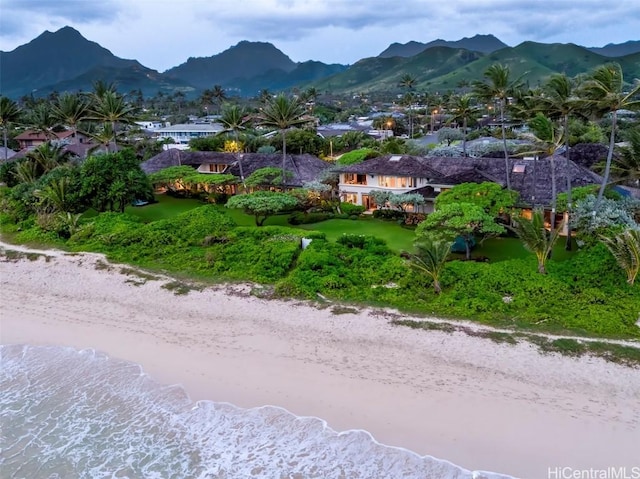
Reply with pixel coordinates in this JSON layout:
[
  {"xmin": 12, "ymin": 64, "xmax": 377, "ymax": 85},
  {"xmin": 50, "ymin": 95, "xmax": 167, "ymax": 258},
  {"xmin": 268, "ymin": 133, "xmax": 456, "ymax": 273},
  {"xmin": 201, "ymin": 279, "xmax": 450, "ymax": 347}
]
[{"xmin": 0, "ymin": 344, "xmax": 512, "ymax": 479}]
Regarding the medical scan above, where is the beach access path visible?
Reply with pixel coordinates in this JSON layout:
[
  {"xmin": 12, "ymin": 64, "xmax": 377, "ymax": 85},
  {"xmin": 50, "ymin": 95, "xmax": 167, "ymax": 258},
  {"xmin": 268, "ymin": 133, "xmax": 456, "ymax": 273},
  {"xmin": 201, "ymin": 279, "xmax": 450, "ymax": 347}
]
[{"xmin": 1, "ymin": 242, "xmax": 639, "ymax": 478}]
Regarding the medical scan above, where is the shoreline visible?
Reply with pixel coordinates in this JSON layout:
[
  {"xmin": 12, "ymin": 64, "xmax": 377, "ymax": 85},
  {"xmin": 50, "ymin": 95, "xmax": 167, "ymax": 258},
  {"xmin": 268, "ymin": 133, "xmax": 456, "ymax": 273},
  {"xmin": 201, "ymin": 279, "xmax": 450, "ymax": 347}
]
[{"xmin": 1, "ymin": 243, "xmax": 639, "ymax": 478}]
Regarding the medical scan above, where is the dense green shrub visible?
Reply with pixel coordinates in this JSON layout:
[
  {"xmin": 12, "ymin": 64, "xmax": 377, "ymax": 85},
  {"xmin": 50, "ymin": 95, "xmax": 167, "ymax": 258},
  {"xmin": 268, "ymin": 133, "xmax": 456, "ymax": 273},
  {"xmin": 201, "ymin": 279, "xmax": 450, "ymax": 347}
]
[
  {"xmin": 339, "ymin": 202, "xmax": 365, "ymax": 216},
  {"xmin": 287, "ymin": 212, "xmax": 332, "ymax": 225},
  {"xmin": 373, "ymin": 209, "xmax": 405, "ymax": 221}
]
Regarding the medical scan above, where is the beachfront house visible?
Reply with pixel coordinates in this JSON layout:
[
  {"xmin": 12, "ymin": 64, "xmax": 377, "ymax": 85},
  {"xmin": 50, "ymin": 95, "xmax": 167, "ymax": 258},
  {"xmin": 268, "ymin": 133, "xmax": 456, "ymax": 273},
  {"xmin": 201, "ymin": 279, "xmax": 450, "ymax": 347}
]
[
  {"xmin": 141, "ymin": 151, "xmax": 332, "ymax": 192},
  {"xmin": 336, "ymin": 154, "xmax": 603, "ymax": 218}
]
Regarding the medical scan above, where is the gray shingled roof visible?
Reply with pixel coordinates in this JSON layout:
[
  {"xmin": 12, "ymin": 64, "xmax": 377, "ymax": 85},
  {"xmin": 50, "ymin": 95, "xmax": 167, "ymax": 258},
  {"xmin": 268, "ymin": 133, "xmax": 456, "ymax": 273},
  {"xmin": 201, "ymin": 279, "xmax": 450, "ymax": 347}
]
[
  {"xmin": 337, "ymin": 154, "xmax": 603, "ymax": 207},
  {"xmin": 141, "ymin": 151, "xmax": 331, "ymax": 188}
]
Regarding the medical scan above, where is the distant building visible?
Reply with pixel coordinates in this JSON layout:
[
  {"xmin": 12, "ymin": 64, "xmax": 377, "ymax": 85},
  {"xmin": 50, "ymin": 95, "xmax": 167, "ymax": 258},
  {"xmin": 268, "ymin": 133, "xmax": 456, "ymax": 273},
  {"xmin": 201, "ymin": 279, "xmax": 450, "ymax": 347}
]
[{"xmin": 155, "ymin": 123, "xmax": 224, "ymax": 148}]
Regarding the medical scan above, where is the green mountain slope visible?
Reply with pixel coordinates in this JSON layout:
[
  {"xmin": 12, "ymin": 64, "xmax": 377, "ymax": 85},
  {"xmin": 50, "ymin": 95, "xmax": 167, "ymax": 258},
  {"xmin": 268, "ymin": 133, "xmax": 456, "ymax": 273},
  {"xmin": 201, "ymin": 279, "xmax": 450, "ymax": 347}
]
[{"xmin": 164, "ymin": 41, "xmax": 297, "ymax": 89}]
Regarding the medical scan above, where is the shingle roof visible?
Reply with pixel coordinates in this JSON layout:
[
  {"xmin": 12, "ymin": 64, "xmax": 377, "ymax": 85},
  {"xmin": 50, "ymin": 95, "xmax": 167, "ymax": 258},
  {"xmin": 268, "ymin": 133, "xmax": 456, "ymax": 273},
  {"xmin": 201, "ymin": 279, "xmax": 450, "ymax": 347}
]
[
  {"xmin": 338, "ymin": 154, "xmax": 603, "ymax": 207},
  {"xmin": 141, "ymin": 151, "xmax": 331, "ymax": 188}
]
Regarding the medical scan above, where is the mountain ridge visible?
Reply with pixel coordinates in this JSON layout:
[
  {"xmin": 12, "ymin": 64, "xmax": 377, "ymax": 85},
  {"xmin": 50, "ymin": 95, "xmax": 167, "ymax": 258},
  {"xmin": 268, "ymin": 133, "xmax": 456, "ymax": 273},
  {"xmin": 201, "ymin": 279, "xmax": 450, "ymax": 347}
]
[{"xmin": 1, "ymin": 26, "xmax": 638, "ymax": 99}]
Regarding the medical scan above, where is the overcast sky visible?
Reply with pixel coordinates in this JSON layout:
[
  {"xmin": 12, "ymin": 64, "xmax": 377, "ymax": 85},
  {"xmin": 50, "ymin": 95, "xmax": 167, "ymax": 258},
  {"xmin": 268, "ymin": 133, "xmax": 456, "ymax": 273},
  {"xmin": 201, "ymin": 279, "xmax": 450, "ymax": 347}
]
[{"xmin": 1, "ymin": 0, "xmax": 639, "ymax": 72}]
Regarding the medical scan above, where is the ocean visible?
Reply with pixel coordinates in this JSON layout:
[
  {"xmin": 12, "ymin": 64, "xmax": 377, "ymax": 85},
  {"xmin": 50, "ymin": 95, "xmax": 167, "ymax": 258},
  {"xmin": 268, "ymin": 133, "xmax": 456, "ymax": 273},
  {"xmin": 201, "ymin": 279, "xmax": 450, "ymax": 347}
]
[{"xmin": 0, "ymin": 344, "xmax": 511, "ymax": 479}]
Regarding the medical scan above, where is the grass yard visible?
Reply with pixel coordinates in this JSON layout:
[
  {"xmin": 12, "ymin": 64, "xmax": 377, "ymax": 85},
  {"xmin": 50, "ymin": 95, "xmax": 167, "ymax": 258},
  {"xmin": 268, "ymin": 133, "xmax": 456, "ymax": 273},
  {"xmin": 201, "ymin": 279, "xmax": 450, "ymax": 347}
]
[
  {"xmin": 124, "ymin": 195, "xmax": 205, "ymax": 222},
  {"xmin": 124, "ymin": 195, "xmax": 577, "ymax": 261}
]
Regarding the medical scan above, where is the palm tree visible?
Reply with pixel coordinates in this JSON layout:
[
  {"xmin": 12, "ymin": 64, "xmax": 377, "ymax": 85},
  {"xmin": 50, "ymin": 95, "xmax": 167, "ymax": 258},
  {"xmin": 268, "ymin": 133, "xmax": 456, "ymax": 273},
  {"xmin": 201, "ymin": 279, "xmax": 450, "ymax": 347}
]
[
  {"xmin": 52, "ymin": 93, "xmax": 89, "ymax": 145},
  {"xmin": 257, "ymin": 94, "xmax": 307, "ymax": 188},
  {"xmin": 25, "ymin": 102, "xmax": 57, "ymax": 140},
  {"xmin": 526, "ymin": 113, "xmax": 565, "ymax": 229},
  {"xmin": 0, "ymin": 96, "xmax": 21, "ymax": 161},
  {"xmin": 407, "ymin": 237, "xmax": 452, "ymax": 294},
  {"xmin": 600, "ymin": 229, "xmax": 640, "ymax": 285},
  {"xmin": 399, "ymin": 74, "xmax": 417, "ymax": 137},
  {"xmin": 89, "ymin": 91, "xmax": 137, "ymax": 151},
  {"xmin": 472, "ymin": 64, "xmax": 524, "ymax": 190},
  {"xmin": 218, "ymin": 103, "xmax": 249, "ymax": 188},
  {"xmin": 537, "ymin": 74, "xmax": 583, "ymax": 249},
  {"xmin": 580, "ymin": 63, "xmax": 640, "ymax": 205},
  {"xmin": 448, "ymin": 94, "xmax": 478, "ymax": 157},
  {"xmin": 210, "ymin": 85, "xmax": 226, "ymax": 114},
  {"xmin": 610, "ymin": 128, "xmax": 640, "ymax": 188},
  {"xmin": 26, "ymin": 142, "xmax": 73, "ymax": 174},
  {"xmin": 509, "ymin": 209, "xmax": 563, "ymax": 274}
]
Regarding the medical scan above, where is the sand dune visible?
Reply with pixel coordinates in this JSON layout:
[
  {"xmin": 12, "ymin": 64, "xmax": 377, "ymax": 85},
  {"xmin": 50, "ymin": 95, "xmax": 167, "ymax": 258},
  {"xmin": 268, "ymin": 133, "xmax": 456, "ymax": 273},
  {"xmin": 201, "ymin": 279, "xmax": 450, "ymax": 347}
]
[{"xmin": 1, "ymin": 243, "xmax": 639, "ymax": 478}]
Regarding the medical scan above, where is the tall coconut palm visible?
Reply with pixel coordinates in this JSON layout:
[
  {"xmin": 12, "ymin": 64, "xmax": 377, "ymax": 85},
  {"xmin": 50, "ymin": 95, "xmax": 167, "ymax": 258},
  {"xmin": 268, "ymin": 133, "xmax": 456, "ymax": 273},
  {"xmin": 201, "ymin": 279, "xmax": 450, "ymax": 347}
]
[
  {"xmin": 526, "ymin": 113, "xmax": 565, "ymax": 230},
  {"xmin": 0, "ymin": 96, "xmax": 21, "ymax": 161},
  {"xmin": 472, "ymin": 64, "xmax": 524, "ymax": 190},
  {"xmin": 580, "ymin": 63, "xmax": 640, "ymax": 205},
  {"xmin": 52, "ymin": 93, "xmax": 90, "ymax": 145},
  {"xmin": 399, "ymin": 74, "xmax": 417, "ymax": 137},
  {"xmin": 26, "ymin": 142, "xmax": 74, "ymax": 174},
  {"xmin": 257, "ymin": 94, "xmax": 307, "ymax": 188},
  {"xmin": 448, "ymin": 94, "xmax": 478, "ymax": 157},
  {"xmin": 218, "ymin": 103, "xmax": 249, "ymax": 188},
  {"xmin": 25, "ymin": 102, "xmax": 57, "ymax": 140},
  {"xmin": 537, "ymin": 74, "xmax": 584, "ymax": 249},
  {"xmin": 89, "ymin": 90, "xmax": 138, "ymax": 151},
  {"xmin": 210, "ymin": 85, "xmax": 226, "ymax": 114}
]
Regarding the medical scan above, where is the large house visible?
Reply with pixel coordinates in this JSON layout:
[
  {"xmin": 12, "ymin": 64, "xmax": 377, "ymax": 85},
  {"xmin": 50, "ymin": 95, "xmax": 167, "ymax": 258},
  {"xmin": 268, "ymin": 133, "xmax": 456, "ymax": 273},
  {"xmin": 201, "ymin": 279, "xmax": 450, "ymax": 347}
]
[
  {"xmin": 336, "ymin": 154, "xmax": 603, "ymax": 212},
  {"xmin": 141, "ymin": 151, "xmax": 331, "ymax": 191},
  {"xmin": 154, "ymin": 123, "xmax": 224, "ymax": 148}
]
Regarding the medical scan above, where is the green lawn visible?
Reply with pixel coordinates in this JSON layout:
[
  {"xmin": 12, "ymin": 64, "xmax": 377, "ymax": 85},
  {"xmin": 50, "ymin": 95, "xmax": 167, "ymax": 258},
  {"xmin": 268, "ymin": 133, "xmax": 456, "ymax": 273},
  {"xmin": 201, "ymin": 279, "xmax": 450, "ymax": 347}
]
[
  {"xmin": 124, "ymin": 195, "xmax": 206, "ymax": 222},
  {"xmin": 124, "ymin": 194, "xmax": 577, "ymax": 260}
]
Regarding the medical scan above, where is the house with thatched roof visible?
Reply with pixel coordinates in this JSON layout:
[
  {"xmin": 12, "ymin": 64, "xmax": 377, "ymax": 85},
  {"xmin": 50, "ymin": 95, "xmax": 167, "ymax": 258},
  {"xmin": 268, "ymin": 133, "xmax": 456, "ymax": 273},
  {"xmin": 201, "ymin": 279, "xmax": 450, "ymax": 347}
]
[
  {"xmin": 140, "ymin": 151, "xmax": 331, "ymax": 190},
  {"xmin": 336, "ymin": 154, "xmax": 603, "ymax": 212}
]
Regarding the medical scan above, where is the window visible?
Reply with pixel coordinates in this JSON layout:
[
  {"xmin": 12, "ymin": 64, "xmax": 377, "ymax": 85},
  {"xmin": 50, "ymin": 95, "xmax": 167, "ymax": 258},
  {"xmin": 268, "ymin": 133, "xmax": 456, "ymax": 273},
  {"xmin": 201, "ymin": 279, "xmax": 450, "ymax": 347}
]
[
  {"xmin": 343, "ymin": 173, "xmax": 367, "ymax": 185},
  {"xmin": 513, "ymin": 164, "xmax": 526, "ymax": 173}
]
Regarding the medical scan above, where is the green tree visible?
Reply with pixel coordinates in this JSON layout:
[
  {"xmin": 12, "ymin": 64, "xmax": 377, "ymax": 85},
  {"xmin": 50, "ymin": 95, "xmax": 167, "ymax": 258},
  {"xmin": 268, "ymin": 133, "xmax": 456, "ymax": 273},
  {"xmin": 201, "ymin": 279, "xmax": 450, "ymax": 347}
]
[
  {"xmin": 399, "ymin": 74, "xmax": 417, "ymax": 137},
  {"xmin": 244, "ymin": 167, "xmax": 293, "ymax": 189},
  {"xmin": 25, "ymin": 102, "xmax": 57, "ymax": 139},
  {"xmin": 80, "ymin": 149, "xmax": 153, "ymax": 212},
  {"xmin": 435, "ymin": 182, "xmax": 518, "ymax": 217},
  {"xmin": 509, "ymin": 209, "xmax": 562, "ymax": 274},
  {"xmin": 52, "ymin": 93, "xmax": 89, "ymax": 145},
  {"xmin": 472, "ymin": 64, "xmax": 524, "ymax": 190},
  {"xmin": 407, "ymin": 237, "xmax": 452, "ymax": 294},
  {"xmin": 0, "ymin": 96, "xmax": 21, "ymax": 161},
  {"xmin": 437, "ymin": 127, "xmax": 463, "ymax": 146},
  {"xmin": 600, "ymin": 228, "xmax": 640, "ymax": 285},
  {"xmin": 526, "ymin": 113, "xmax": 564, "ymax": 229},
  {"xmin": 416, "ymin": 202, "xmax": 505, "ymax": 259},
  {"xmin": 580, "ymin": 63, "xmax": 640, "ymax": 204},
  {"xmin": 226, "ymin": 191, "xmax": 300, "ymax": 226},
  {"xmin": 448, "ymin": 94, "xmax": 478, "ymax": 157},
  {"xmin": 218, "ymin": 103, "xmax": 249, "ymax": 188},
  {"xmin": 26, "ymin": 142, "xmax": 74, "ymax": 175},
  {"xmin": 536, "ymin": 74, "xmax": 583, "ymax": 249},
  {"xmin": 257, "ymin": 94, "xmax": 308, "ymax": 188},
  {"xmin": 610, "ymin": 128, "xmax": 640, "ymax": 188},
  {"xmin": 89, "ymin": 90, "xmax": 138, "ymax": 151}
]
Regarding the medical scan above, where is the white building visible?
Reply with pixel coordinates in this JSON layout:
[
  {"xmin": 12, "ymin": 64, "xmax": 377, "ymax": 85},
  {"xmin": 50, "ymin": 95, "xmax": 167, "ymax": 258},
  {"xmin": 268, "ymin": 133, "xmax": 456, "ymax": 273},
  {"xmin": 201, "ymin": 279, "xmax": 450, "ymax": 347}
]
[{"xmin": 156, "ymin": 123, "xmax": 224, "ymax": 148}]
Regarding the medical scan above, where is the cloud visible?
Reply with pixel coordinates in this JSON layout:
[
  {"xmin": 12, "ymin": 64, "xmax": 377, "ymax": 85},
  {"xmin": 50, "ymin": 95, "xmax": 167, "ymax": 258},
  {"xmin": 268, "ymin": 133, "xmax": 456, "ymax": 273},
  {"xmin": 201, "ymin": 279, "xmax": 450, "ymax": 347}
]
[
  {"xmin": 203, "ymin": 0, "xmax": 439, "ymax": 41},
  {"xmin": 0, "ymin": 0, "xmax": 122, "ymax": 38}
]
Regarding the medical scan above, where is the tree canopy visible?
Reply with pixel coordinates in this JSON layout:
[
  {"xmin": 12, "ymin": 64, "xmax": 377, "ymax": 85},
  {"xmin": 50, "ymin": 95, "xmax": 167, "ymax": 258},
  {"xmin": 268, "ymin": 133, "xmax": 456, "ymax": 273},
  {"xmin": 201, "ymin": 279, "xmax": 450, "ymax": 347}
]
[
  {"xmin": 435, "ymin": 182, "xmax": 518, "ymax": 217},
  {"xmin": 226, "ymin": 191, "xmax": 300, "ymax": 226}
]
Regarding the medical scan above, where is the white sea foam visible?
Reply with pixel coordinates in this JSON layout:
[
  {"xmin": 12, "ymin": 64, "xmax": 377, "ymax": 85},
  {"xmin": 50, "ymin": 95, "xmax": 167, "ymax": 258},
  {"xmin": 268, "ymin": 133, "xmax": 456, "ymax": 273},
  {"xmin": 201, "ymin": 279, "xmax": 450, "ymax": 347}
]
[{"xmin": 0, "ymin": 344, "xmax": 513, "ymax": 479}]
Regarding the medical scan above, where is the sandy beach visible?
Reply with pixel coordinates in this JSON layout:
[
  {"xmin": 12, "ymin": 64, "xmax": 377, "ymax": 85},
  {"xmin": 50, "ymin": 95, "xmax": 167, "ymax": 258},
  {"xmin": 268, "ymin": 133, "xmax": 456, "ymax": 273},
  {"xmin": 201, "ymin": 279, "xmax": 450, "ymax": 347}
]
[{"xmin": 1, "ymin": 243, "xmax": 639, "ymax": 478}]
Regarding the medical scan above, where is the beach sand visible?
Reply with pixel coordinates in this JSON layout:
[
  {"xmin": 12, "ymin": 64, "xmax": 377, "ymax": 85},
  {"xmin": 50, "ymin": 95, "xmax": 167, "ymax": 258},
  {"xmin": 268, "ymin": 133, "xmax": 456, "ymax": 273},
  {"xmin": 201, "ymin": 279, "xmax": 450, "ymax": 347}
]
[{"xmin": 1, "ymin": 244, "xmax": 639, "ymax": 478}]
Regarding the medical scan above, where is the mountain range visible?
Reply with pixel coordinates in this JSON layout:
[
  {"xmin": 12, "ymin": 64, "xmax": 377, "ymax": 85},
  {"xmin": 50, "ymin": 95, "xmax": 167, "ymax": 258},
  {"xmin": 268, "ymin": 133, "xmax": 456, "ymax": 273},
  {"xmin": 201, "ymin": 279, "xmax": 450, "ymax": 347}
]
[{"xmin": 1, "ymin": 26, "xmax": 638, "ymax": 100}]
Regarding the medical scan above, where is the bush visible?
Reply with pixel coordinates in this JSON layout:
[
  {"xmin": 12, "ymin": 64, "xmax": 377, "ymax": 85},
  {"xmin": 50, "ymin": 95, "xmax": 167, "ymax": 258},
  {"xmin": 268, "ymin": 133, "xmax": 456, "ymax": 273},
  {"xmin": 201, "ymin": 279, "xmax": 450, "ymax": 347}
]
[
  {"xmin": 373, "ymin": 209, "xmax": 405, "ymax": 221},
  {"xmin": 287, "ymin": 212, "xmax": 332, "ymax": 225},
  {"xmin": 340, "ymin": 202, "xmax": 365, "ymax": 216}
]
